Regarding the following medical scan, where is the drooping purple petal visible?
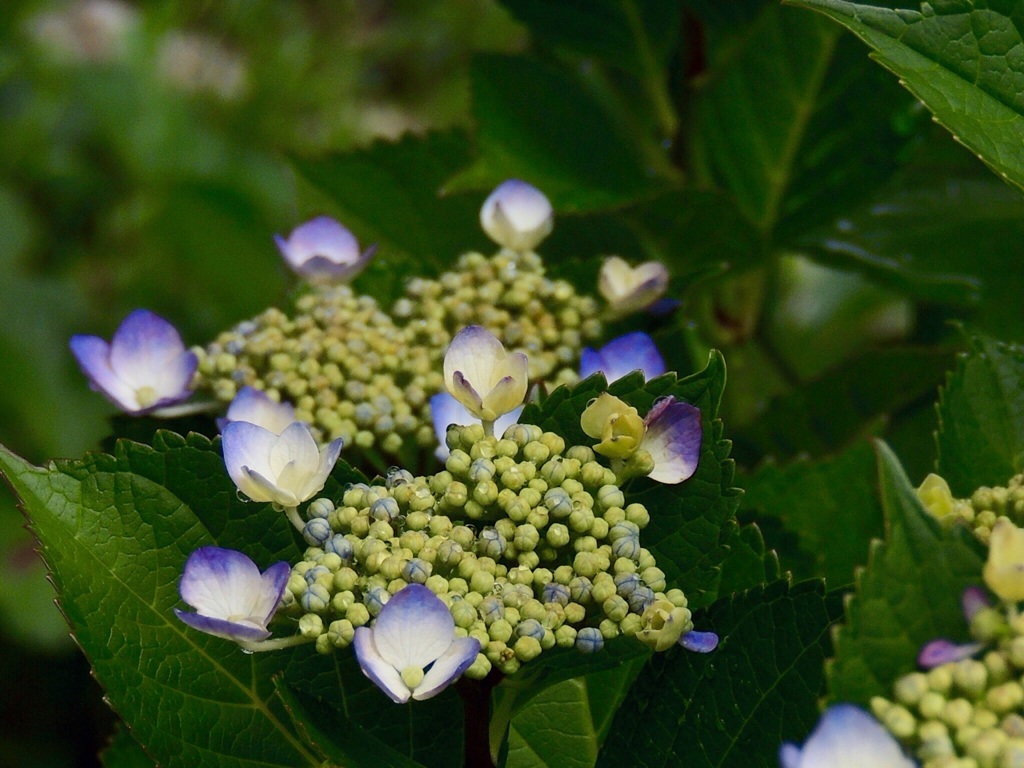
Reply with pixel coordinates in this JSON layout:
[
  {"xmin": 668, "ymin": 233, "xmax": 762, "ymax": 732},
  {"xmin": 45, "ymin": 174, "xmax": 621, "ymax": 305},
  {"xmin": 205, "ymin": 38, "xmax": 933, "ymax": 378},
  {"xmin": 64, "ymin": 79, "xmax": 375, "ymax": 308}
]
[
  {"xmin": 643, "ymin": 397, "xmax": 702, "ymax": 484},
  {"xmin": 679, "ymin": 630, "xmax": 719, "ymax": 653},
  {"xmin": 579, "ymin": 332, "xmax": 665, "ymax": 383},
  {"xmin": 173, "ymin": 609, "xmax": 271, "ymax": 643},
  {"xmin": 371, "ymin": 584, "xmax": 455, "ymax": 671},
  {"xmin": 961, "ymin": 586, "xmax": 990, "ymax": 623},
  {"xmin": 917, "ymin": 638, "xmax": 985, "ymax": 669},
  {"xmin": 413, "ymin": 636, "xmax": 481, "ymax": 701},
  {"xmin": 255, "ymin": 561, "xmax": 292, "ymax": 625}
]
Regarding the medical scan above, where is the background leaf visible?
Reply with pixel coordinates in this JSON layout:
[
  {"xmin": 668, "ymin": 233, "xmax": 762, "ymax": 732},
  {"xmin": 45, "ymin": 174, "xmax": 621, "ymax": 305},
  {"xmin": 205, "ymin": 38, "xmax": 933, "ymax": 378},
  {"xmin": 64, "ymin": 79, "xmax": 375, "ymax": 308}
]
[
  {"xmin": 827, "ymin": 441, "xmax": 985, "ymax": 704},
  {"xmin": 100, "ymin": 724, "xmax": 155, "ymax": 768},
  {"xmin": 740, "ymin": 440, "xmax": 884, "ymax": 587},
  {"xmin": 595, "ymin": 579, "xmax": 843, "ymax": 768},
  {"xmin": 936, "ymin": 333, "xmax": 1024, "ymax": 495},
  {"xmin": 788, "ymin": 0, "xmax": 1024, "ymax": 193}
]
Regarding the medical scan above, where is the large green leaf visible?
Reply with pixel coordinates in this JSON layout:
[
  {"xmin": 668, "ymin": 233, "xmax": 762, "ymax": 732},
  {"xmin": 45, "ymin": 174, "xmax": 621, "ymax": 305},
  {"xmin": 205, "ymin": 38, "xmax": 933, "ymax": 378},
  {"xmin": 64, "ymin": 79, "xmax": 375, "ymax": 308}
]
[
  {"xmin": 523, "ymin": 353, "xmax": 755, "ymax": 610},
  {"xmin": 692, "ymin": 4, "xmax": 916, "ymax": 236},
  {"xmin": 0, "ymin": 434, "xmax": 458, "ymax": 768},
  {"xmin": 445, "ymin": 54, "xmax": 680, "ymax": 212},
  {"xmin": 789, "ymin": 0, "xmax": 1024, "ymax": 194},
  {"xmin": 827, "ymin": 442, "xmax": 985, "ymax": 704},
  {"xmin": 595, "ymin": 579, "xmax": 843, "ymax": 768},
  {"xmin": 936, "ymin": 333, "xmax": 1024, "ymax": 495},
  {"xmin": 100, "ymin": 724, "xmax": 155, "ymax": 768},
  {"xmin": 741, "ymin": 440, "xmax": 884, "ymax": 586}
]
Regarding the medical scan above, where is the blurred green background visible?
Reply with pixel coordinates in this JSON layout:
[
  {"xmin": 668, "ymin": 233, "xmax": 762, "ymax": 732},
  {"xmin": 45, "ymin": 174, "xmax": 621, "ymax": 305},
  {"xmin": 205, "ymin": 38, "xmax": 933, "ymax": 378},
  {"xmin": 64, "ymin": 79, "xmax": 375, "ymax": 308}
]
[{"xmin": 0, "ymin": 1, "xmax": 521, "ymax": 763}]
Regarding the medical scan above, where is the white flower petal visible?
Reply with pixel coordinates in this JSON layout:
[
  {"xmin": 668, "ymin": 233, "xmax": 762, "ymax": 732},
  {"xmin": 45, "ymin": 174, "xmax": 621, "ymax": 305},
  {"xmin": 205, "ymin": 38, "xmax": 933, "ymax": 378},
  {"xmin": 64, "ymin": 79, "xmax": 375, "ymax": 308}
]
[
  {"xmin": 371, "ymin": 584, "xmax": 456, "ymax": 670},
  {"xmin": 787, "ymin": 704, "xmax": 916, "ymax": 768},
  {"xmin": 224, "ymin": 387, "xmax": 296, "ymax": 434},
  {"xmin": 444, "ymin": 326, "xmax": 505, "ymax": 395},
  {"xmin": 479, "ymin": 179, "xmax": 553, "ymax": 251},
  {"xmin": 269, "ymin": 422, "xmax": 320, "ymax": 477},
  {"xmin": 108, "ymin": 309, "xmax": 187, "ymax": 388},
  {"xmin": 354, "ymin": 627, "xmax": 411, "ymax": 704},
  {"xmin": 413, "ymin": 636, "xmax": 480, "ymax": 701},
  {"xmin": 179, "ymin": 546, "xmax": 264, "ymax": 618},
  {"xmin": 222, "ymin": 421, "xmax": 278, "ymax": 495}
]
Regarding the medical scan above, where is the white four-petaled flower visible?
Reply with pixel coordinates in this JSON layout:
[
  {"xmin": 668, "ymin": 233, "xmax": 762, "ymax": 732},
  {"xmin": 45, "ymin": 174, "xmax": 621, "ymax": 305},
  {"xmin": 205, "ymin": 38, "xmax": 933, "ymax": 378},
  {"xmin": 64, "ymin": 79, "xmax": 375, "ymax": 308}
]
[
  {"xmin": 222, "ymin": 420, "xmax": 342, "ymax": 507},
  {"xmin": 598, "ymin": 256, "xmax": 670, "ymax": 316},
  {"xmin": 443, "ymin": 325, "xmax": 529, "ymax": 423},
  {"xmin": 354, "ymin": 584, "xmax": 480, "ymax": 703},
  {"xmin": 69, "ymin": 309, "xmax": 198, "ymax": 414},
  {"xmin": 430, "ymin": 392, "xmax": 524, "ymax": 460},
  {"xmin": 274, "ymin": 216, "xmax": 375, "ymax": 283},
  {"xmin": 218, "ymin": 386, "xmax": 297, "ymax": 435},
  {"xmin": 174, "ymin": 546, "xmax": 289, "ymax": 644},
  {"xmin": 579, "ymin": 332, "xmax": 665, "ymax": 384},
  {"xmin": 779, "ymin": 704, "xmax": 917, "ymax": 768},
  {"xmin": 479, "ymin": 179, "xmax": 554, "ymax": 252}
]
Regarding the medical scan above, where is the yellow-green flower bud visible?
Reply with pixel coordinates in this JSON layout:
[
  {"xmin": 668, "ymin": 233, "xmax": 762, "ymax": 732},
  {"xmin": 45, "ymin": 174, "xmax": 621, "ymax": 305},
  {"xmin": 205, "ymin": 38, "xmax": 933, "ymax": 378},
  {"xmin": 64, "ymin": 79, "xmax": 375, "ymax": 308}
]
[
  {"xmin": 881, "ymin": 704, "xmax": 917, "ymax": 739},
  {"xmin": 953, "ymin": 660, "xmax": 988, "ymax": 698},
  {"xmin": 987, "ymin": 681, "xmax": 1024, "ymax": 714},
  {"xmin": 347, "ymin": 603, "xmax": 370, "ymax": 627},
  {"xmin": 327, "ymin": 619, "xmax": 355, "ymax": 648},
  {"xmin": 299, "ymin": 614, "xmax": 324, "ymax": 638},
  {"xmin": 919, "ymin": 691, "xmax": 947, "ymax": 720},
  {"xmin": 635, "ymin": 599, "xmax": 692, "ymax": 652},
  {"xmin": 514, "ymin": 635, "xmax": 543, "ymax": 662},
  {"xmin": 894, "ymin": 672, "xmax": 930, "ymax": 706},
  {"xmin": 985, "ymin": 519, "xmax": 1024, "ymax": 601}
]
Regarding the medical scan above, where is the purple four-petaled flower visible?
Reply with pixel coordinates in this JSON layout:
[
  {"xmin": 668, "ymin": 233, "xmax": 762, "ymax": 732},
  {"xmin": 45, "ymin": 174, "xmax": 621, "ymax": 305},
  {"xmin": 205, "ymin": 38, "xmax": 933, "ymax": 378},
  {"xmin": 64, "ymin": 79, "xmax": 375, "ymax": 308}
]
[
  {"xmin": 579, "ymin": 332, "xmax": 666, "ymax": 384},
  {"xmin": 274, "ymin": 216, "xmax": 376, "ymax": 283}
]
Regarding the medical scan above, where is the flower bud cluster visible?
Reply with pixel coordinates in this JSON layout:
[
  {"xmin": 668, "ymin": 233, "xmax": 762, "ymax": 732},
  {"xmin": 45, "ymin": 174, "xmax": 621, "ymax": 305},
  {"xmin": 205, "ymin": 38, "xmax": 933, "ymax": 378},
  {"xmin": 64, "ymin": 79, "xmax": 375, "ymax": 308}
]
[
  {"xmin": 194, "ymin": 250, "xmax": 602, "ymax": 455},
  {"xmin": 873, "ymin": 597, "xmax": 1024, "ymax": 766},
  {"xmin": 919, "ymin": 473, "xmax": 1024, "ymax": 544},
  {"xmin": 398, "ymin": 250, "xmax": 602, "ymax": 385},
  {"xmin": 280, "ymin": 422, "xmax": 689, "ymax": 677}
]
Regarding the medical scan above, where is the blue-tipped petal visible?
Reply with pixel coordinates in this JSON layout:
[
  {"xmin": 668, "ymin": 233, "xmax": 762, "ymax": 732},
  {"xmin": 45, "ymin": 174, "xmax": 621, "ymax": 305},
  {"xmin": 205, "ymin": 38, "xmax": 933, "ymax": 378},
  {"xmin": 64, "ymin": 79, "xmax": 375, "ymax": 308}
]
[
  {"xmin": 275, "ymin": 216, "xmax": 373, "ymax": 282},
  {"xmin": 70, "ymin": 334, "xmax": 136, "ymax": 409},
  {"xmin": 413, "ymin": 636, "xmax": 480, "ymax": 701},
  {"xmin": 354, "ymin": 627, "xmax": 411, "ymax": 704},
  {"xmin": 643, "ymin": 397, "xmax": 702, "ymax": 484},
  {"xmin": 173, "ymin": 609, "xmax": 271, "ymax": 643},
  {"xmin": 918, "ymin": 639, "xmax": 985, "ymax": 669},
  {"xmin": 372, "ymin": 584, "xmax": 455, "ymax": 670},
  {"xmin": 579, "ymin": 332, "xmax": 665, "ymax": 383},
  {"xmin": 109, "ymin": 309, "xmax": 188, "ymax": 382},
  {"xmin": 781, "ymin": 703, "xmax": 917, "ymax": 768},
  {"xmin": 679, "ymin": 630, "xmax": 719, "ymax": 653}
]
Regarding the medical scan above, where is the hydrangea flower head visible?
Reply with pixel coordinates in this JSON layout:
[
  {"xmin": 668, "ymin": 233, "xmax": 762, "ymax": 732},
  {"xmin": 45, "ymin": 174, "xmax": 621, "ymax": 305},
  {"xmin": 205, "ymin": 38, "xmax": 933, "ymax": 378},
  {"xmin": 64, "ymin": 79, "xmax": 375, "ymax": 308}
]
[
  {"xmin": 443, "ymin": 325, "xmax": 529, "ymax": 422},
  {"xmin": 779, "ymin": 704, "xmax": 916, "ymax": 768},
  {"xmin": 579, "ymin": 332, "xmax": 665, "ymax": 384},
  {"xmin": 598, "ymin": 256, "xmax": 670, "ymax": 315},
  {"xmin": 174, "ymin": 546, "xmax": 289, "ymax": 644},
  {"xmin": 479, "ymin": 179, "xmax": 554, "ymax": 252},
  {"xmin": 69, "ymin": 309, "xmax": 198, "ymax": 414},
  {"xmin": 430, "ymin": 392, "xmax": 523, "ymax": 460},
  {"xmin": 984, "ymin": 518, "xmax": 1024, "ymax": 602},
  {"xmin": 218, "ymin": 386, "xmax": 296, "ymax": 434},
  {"xmin": 274, "ymin": 216, "xmax": 375, "ymax": 283},
  {"xmin": 354, "ymin": 584, "xmax": 480, "ymax": 703},
  {"xmin": 222, "ymin": 421, "xmax": 342, "ymax": 507}
]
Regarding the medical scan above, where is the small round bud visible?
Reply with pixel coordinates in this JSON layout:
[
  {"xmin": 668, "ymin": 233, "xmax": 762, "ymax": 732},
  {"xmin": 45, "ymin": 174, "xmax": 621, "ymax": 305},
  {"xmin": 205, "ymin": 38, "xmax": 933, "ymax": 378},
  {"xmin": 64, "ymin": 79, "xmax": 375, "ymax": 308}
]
[
  {"xmin": 302, "ymin": 585, "xmax": 331, "ymax": 613},
  {"xmin": 347, "ymin": 603, "xmax": 370, "ymax": 627},
  {"xmin": 299, "ymin": 614, "xmax": 324, "ymax": 638},
  {"xmin": 576, "ymin": 627, "xmax": 604, "ymax": 654}
]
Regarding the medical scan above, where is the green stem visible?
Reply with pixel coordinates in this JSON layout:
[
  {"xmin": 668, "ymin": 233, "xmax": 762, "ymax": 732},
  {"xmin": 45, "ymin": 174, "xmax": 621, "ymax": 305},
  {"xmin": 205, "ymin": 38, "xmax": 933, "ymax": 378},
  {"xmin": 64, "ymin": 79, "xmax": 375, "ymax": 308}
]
[
  {"xmin": 482, "ymin": 419, "xmax": 495, "ymax": 438},
  {"xmin": 284, "ymin": 506, "xmax": 305, "ymax": 534},
  {"xmin": 621, "ymin": 0, "xmax": 677, "ymax": 140}
]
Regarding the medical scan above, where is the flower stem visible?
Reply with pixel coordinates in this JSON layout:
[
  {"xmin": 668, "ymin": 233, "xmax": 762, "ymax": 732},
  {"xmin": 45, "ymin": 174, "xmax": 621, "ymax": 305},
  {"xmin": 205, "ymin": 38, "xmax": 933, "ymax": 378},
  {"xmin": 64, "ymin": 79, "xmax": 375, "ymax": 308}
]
[
  {"xmin": 482, "ymin": 419, "xmax": 495, "ymax": 438},
  {"xmin": 457, "ymin": 670, "xmax": 502, "ymax": 768},
  {"xmin": 284, "ymin": 506, "xmax": 305, "ymax": 533},
  {"xmin": 239, "ymin": 634, "xmax": 315, "ymax": 653}
]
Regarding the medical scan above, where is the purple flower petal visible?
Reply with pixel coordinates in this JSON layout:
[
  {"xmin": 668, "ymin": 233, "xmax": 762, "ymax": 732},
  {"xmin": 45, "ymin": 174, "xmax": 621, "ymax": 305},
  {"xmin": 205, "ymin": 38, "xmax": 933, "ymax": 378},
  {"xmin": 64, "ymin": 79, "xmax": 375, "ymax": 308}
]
[
  {"xmin": 372, "ymin": 584, "xmax": 455, "ymax": 671},
  {"xmin": 961, "ymin": 586, "xmax": 990, "ymax": 623},
  {"xmin": 917, "ymin": 639, "xmax": 985, "ymax": 668},
  {"xmin": 579, "ymin": 332, "xmax": 665, "ymax": 383},
  {"xmin": 679, "ymin": 630, "xmax": 719, "ymax": 653},
  {"xmin": 70, "ymin": 309, "xmax": 196, "ymax": 413},
  {"xmin": 642, "ymin": 397, "xmax": 702, "ymax": 484},
  {"xmin": 413, "ymin": 636, "xmax": 480, "ymax": 701},
  {"xmin": 275, "ymin": 216, "xmax": 373, "ymax": 282},
  {"xmin": 176, "ymin": 546, "xmax": 288, "ymax": 644}
]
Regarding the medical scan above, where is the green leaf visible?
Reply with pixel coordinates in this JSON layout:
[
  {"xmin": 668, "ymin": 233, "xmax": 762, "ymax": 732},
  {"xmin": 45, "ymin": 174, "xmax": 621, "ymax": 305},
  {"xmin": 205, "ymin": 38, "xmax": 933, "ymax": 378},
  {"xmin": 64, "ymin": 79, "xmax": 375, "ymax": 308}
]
[
  {"xmin": 732, "ymin": 346, "xmax": 956, "ymax": 465},
  {"xmin": 741, "ymin": 441, "xmax": 885, "ymax": 586},
  {"xmin": 498, "ymin": 0, "xmax": 680, "ymax": 77},
  {"xmin": 445, "ymin": 54, "xmax": 680, "ymax": 212},
  {"xmin": 100, "ymin": 724, "xmax": 155, "ymax": 768},
  {"xmin": 827, "ymin": 442, "xmax": 985, "ymax": 704},
  {"xmin": 936, "ymin": 333, "xmax": 1024, "ymax": 495},
  {"xmin": 788, "ymin": 0, "xmax": 1024, "ymax": 194},
  {"xmin": 595, "ymin": 579, "xmax": 843, "ymax": 768},
  {"xmin": 292, "ymin": 130, "xmax": 488, "ymax": 299},
  {"xmin": 523, "ymin": 353, "xmax": 743, "ymax": 610},
  {"xmin": 0, "ymin": 434, "xmax": 457, "ymax": 768}
]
